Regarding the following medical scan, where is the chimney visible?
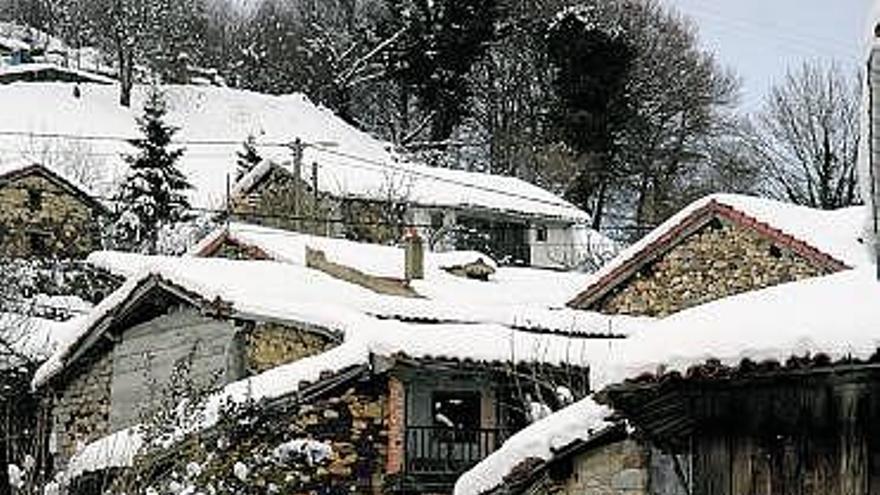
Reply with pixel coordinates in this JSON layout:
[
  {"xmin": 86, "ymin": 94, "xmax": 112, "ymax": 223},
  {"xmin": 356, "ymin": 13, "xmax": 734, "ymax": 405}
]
[
  {"xmin": 404, "ymin": 229, "xmax": 425, "ymax": 281},
  {"xmin": 871, "ymin": 27, "xmax": 880, "ymax": 277}
]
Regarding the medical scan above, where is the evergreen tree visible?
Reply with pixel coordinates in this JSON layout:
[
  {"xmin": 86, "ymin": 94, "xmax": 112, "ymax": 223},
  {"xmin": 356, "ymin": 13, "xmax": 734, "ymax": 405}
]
[
  {"xmin": 114, "ymin": 85, "xmax": 191, "ymax": 253},
  {"xmin": 381, "ymin": 0, "xmax": 499, "ymax": 144},
  {"xmin": 235, "ymin": 134, "xmax": 262, "ymax": 181}
]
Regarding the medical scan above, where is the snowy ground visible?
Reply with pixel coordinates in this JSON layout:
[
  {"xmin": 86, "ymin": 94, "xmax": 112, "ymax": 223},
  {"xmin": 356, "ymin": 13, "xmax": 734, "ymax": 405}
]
[{"xmin": 0, "ymin": 83, "xmax": 587, "ymax": 222}]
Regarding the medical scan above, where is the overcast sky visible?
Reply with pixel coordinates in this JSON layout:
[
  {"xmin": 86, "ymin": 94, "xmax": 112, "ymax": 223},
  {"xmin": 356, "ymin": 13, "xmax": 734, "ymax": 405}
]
[{"xmin": 661, "ymin": 0, "xmax": 872, "ymax": 112}]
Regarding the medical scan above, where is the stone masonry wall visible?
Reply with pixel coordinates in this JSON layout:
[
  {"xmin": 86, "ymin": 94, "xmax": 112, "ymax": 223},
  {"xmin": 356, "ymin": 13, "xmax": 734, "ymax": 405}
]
[
  {"xmin": 50, "ymin": 349, "xmax": 113, "ymax": 467},
  {"xmin": 597, "ymin": 219, "xmax": 827, "ymax": 317},
  {"xmin": 562, "ymin": 439, "xmax": 649, "ymax": 495},
  {"xmin": 107, "ymin": 379, "xmax": 390, "ymax": 495},
  {"xmin": 0, "ymin": 173, "xmax": 99, "ymax": 258},
  {"xmin": 232, "ymin": 167, "xmax": 335, "ymax": 236},
  {"xmin": 245, "ymin": 322, "xmax": 338, "ymax": 375}
]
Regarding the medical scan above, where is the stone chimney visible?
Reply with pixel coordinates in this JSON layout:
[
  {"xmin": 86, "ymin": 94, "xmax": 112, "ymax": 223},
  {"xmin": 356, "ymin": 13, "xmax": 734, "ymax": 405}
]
[
  {"xmin": 404, "ymin": 229, "xmax": 425, "ymax": 281},
  {"xmin": 871, "ymin": 27, "xmax": 880, "ymax": 275}
]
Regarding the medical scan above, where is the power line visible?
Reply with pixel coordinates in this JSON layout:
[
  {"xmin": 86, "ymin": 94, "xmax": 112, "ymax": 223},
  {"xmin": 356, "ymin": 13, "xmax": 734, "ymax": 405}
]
[
  {"xmin": 0, "ymin": 175, "xmax": 656, "ymax": 235},
  {"xmin": 0, "ymin": 129, "xmax": 589, "ymax": 214}
]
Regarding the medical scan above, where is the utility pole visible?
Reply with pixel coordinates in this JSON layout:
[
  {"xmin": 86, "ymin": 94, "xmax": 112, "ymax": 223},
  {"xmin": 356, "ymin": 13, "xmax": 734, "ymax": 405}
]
[
  {"xmin": 289, "ymin": 138, "xmax": 305, "ymax": 232},
  {"xmin": 312, "ymin": 161, "xmax": 320, "ymax": 235},
  {"xmin": 870, "ymin": 28, "xmax": 880, "ymax": 279}
]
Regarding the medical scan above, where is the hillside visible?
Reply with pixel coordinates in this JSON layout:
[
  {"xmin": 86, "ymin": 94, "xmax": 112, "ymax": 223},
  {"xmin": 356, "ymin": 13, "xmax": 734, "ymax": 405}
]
[{"xmin": 0, "ymin": 83, "xmax": 588, "ymax": 221}]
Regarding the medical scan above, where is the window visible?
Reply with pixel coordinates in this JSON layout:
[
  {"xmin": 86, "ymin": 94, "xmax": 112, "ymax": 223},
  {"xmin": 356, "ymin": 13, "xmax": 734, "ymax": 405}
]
[
  {"xmin": 431, "ymin": 212, "xmax": 445, "ymax": 230},
  {"xmin": 535, "ymin": 225, "xmax": 548, "ymax": 243},
  {"xmin": 27, "ymin": 189, "xmax": 43, "ymax": 211},
  {"xmin": 433, "ymin": 391, "xmax": 481, "ymax": 436},
  {"xmin": 27, "ymin": 231, "xmax": 50, "ymax": 255}
]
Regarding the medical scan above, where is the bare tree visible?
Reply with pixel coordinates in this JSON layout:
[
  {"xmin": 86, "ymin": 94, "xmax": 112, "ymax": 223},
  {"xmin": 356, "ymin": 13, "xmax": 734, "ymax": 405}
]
[{"xmin": 746, "ymin": 61, "xmax": 861, "ymax": 210}]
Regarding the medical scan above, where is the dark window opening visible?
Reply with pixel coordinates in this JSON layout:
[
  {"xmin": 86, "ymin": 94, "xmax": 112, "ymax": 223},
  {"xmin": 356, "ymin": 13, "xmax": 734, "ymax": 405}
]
[
  {"xmin": 433, "ymin": 391, "xmax": 481, "ymax": 441},
  {"xmin": 431, "ymin": 212, "xmax": 444, "ymax": 230},
  {"xmin": 536, "ymin": 225, "xmax": 548, "ymax": 242},
  {"xmin": 27, "ymin": 189, "xmax": 43, "ymax": 211},
  {"xmin": 708, "ymin": 217, "xmax": 724, "ymax": 230},
  {"xmin": 27, "ymin": 231, "xmax": 49, "ymax": 255},
  {"xmin": 769, "ymin": 245, "xmax": 783, "ymax": 258}
]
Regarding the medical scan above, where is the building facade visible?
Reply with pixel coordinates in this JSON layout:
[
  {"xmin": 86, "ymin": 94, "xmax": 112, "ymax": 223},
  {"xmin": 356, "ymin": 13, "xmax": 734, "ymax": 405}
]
[{"xmin": 0, "ymin": 163, "xmax": 105, "ymax": 258}]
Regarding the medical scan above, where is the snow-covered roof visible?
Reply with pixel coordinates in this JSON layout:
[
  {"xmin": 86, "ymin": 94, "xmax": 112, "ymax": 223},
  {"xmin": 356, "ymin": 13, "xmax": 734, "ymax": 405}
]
[
  {"xmin": 0, "ymin": 83, "xmax": 588, "ymax": 222},
  {"xmin": 454, "ymin": 396, "xmax": 613, "ymax": 495},
  {"xmin": 191, "ymin": 222, "xmax": 499, "ymax": 279},
  {"xmin": 0, "ymin": 312, "xmax": 81, "ymax": 363},
  {"xmin": 0, "ymin": 35, "xmax": 29, "ymax": 51},
  {"xmin": 186, "ymin": 224, "xmax": 647, "ymax": 335},
  {"xmin": 589, "ymin": 265, "xmax": 880, "ymax": 391},
  {"xmin": 48, "ymin": 253, "xmax": 633, "ymax": 479},
  {"xmin": 37, "ymin": 253, "xmax": 642, "ymax": 387},
  {"xmin": 457, "ymin": 265, "xmax": 880, "ymax": 495},
  {"xmin": 0, "ymin": 63, "xmax": 115, "ymax": 84},
  {"xmin": 569, "ymin": 194, "xmax": 869, "ymax": 308}
]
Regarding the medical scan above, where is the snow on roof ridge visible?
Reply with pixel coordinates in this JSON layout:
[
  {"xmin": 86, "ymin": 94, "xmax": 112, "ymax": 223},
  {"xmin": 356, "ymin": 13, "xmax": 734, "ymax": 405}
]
[
  {"xmin": 190, "ymin": 221, "xmax": 499, "ymax": 272},
  {"xmin": 588, "ymin": 266, "xmax": 880, "ymax": 393}
]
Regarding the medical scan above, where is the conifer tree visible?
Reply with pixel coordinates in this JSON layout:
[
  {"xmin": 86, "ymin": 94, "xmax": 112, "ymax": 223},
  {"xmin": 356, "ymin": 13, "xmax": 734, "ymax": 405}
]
[
  {"xmin": 114, "ymin": 85, "xmax": 191, "ymax": 252},
  {"xmin": 235, "ymin": 134, "xmax": 262, "ymax": 181}
]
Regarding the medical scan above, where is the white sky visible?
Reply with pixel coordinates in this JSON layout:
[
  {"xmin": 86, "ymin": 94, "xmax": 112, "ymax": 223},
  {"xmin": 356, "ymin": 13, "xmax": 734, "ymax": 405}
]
[{"xmin": 661, "ymin": 0, "xmax": 872, "ymax": 112}]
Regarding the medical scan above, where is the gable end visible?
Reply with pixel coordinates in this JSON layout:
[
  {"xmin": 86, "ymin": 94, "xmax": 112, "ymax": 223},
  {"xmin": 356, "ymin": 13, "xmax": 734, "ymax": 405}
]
[{"xmin": 569, "ymin": 201, "xmax": 850, "ymax": 315}]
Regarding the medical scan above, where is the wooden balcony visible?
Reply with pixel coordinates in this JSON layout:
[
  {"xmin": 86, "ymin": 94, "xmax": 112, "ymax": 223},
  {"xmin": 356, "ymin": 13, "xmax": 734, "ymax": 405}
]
[{"xmin": 397, "ymin": 426, "xmax": 510, "ymax": 492}]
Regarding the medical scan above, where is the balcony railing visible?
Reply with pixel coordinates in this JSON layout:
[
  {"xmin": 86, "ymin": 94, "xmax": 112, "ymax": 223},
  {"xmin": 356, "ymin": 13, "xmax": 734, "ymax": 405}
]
[{"xmin": 404, "ymin": 426, "xmax": 510, "ymax": 477}]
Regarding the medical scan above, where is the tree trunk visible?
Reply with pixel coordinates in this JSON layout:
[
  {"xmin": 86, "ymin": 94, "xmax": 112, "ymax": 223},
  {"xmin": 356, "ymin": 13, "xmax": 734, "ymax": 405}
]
[
  {"xmin": 118, "ymin": 49, "xmax": 133, "ymax": 108},
  {"xmin": 0, "ymin": 401, "xmax": 9, "ymax": 495},
  {"xmin": 591, "ymin": 180, "xmax": 608, "ymax": 230}
]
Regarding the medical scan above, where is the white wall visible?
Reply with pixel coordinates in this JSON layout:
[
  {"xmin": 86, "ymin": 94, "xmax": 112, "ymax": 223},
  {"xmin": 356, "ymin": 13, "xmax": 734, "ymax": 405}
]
[{"xmin": 529, "ymin": 223, "xmax": 576, "ymax": 269}]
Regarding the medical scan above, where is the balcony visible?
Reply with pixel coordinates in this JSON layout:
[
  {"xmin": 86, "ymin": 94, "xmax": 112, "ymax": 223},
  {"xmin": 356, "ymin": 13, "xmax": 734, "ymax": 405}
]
[{"xmin": 398, "ymin": 426, "xmax": 510, "ymax": 492}]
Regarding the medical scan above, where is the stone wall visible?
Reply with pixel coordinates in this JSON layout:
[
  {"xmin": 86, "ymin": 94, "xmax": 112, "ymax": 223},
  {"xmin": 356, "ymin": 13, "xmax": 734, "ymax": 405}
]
[
  {"xmin": 232, "ymin": 166, "xmax": 336, "ymax": 236},
  {"xmin": 209, "ymin": 238, "xmax": 271, "ymax": 260},
  {"xmin": 597, "ymin": 219, "xmax": 827, "ymax": 317},
  {"xmin": 0, "ymin": 173, "xmax": 100, "ymax": 258},
  {"xmin": 101, "ymin": 378, "xmax": 390, "ymax": 495},
  {"xmin": 524, "ymin": 439, "xmax": 650, "ymax": 495},
  {"xmin": 50, "ymin": 348, "xmax": 113, "ymax": 468},
  {"xmin": 245, "ymin": 321, "xmax": 338, "ymax": 375},
  {"xmin": 562, "ymin": 440, "xmax": 649, "ymax": 495}
]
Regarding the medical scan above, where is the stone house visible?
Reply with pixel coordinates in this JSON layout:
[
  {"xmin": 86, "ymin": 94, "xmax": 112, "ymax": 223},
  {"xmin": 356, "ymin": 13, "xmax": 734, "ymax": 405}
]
[
  {"xmin": 464, "ymin": 251, "xmax": 880, "ymax": 495},
  {"xmin": 567, "ymin": 194, "xmax": 866, "ymax": 317},
  {"xmin": 0, "ymin": 162, "xmax": 106, "ymax": 258},
  {"xmin": 231, "ymin": 159, "xmax": 611, "ymax": 270},
  {"xmin": 35, "ymin": 254, "xmax": 613, "ymax": 494},
  {"xmin": 35, "ymin": 271, "xmax": 341, "ymax": 471}
]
